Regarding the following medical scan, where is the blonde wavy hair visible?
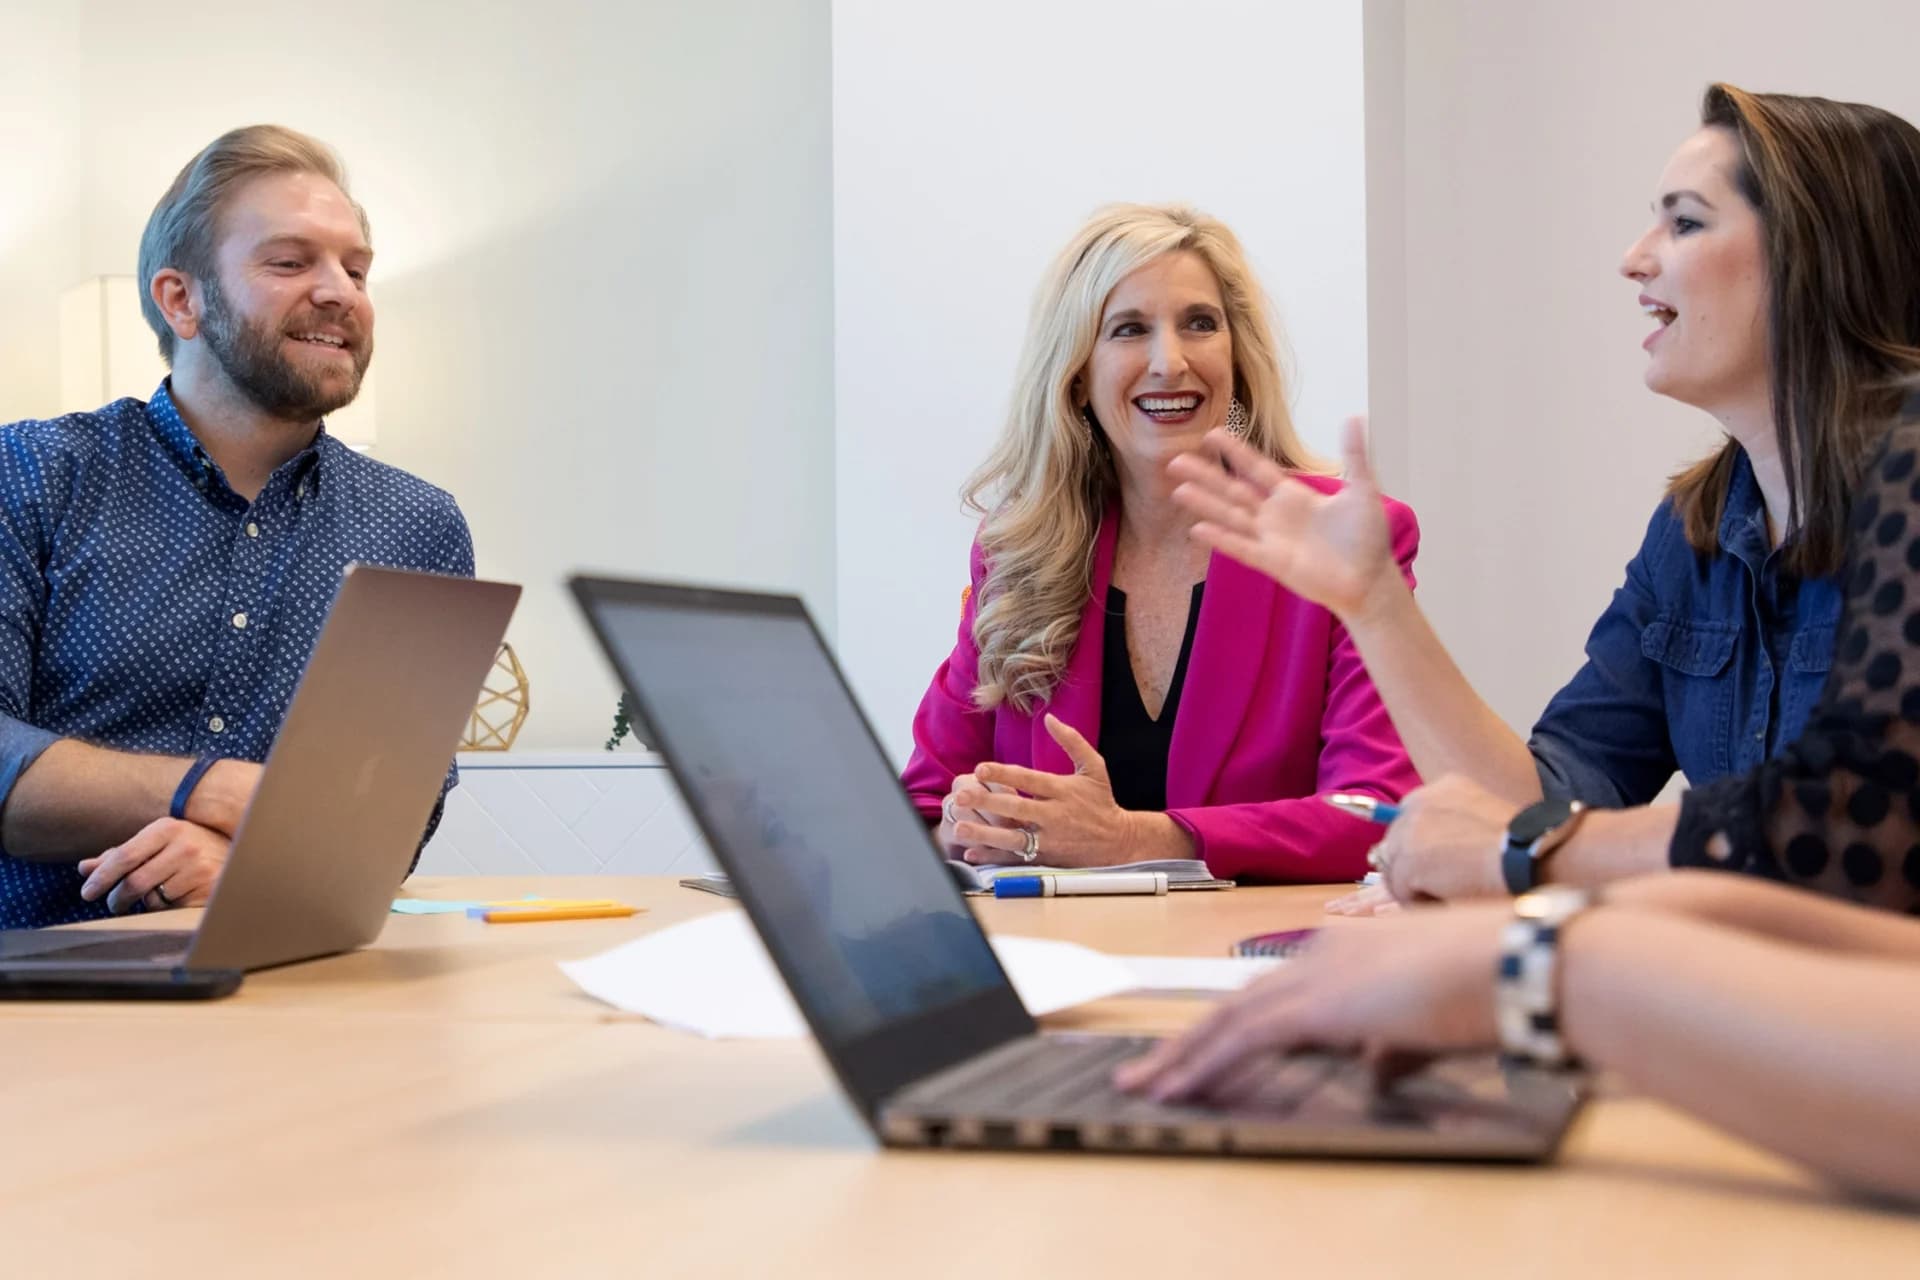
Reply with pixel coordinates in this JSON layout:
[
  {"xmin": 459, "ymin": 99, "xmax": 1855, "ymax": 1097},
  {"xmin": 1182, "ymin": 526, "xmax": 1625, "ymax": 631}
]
[{"xmin": 965, "ymin": 203, "xmax": 1325, "ymax": 714}]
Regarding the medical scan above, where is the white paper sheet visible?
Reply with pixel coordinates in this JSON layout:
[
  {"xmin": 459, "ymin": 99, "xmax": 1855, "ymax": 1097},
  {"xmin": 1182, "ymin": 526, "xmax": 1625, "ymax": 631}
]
[
  {"xmin": 1121, "ymin": 955, "xmax": 1282, "ymax": 994},
  {"xmin": 558, "ymin": 910, "xmax": 1268, "ymax": 1039}
]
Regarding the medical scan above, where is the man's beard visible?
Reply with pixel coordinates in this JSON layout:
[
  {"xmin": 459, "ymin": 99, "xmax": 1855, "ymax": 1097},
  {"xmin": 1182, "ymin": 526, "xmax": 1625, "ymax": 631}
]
[{"xmin": 199, "ymin": 273, "xmax": 373, "ymax": 423}]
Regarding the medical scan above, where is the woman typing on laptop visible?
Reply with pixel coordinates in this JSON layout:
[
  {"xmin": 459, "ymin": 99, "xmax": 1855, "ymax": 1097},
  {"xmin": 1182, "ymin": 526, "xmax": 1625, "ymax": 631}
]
[{"xmin": 900, "ymin": 204, "xmax": 1419, "ymax": 883}]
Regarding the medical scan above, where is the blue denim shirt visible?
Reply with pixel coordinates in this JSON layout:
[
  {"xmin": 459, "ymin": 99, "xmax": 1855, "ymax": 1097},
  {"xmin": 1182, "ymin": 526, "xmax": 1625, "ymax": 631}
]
[
  {"xmin": 0, "ymin": 383, "xmax": 475, "ymax": 928},
  {"xmin": 1530, "ymin": 447, "xmax": 1841, "ymax": 806}
]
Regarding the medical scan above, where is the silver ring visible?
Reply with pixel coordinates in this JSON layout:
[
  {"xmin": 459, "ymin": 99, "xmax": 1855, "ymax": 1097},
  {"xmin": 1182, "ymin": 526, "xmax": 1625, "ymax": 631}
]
[
  {"xmin": 1366, "ymin": 843, "xmax": 1389, "ymax": 872},
  {"xmin": 150, "ymin": 883, "xmax": 177, "ymax": 908},
  {"xmin": 1018, "ymin": 828, "xmax": 1040, "ymax": 864},
  {"xmin": 943, "ymin": 797, "xmax": 960, "ymax": 828}
]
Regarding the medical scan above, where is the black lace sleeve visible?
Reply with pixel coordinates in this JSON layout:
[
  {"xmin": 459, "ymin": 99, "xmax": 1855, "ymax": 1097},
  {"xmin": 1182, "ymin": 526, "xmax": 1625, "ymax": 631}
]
[{"xmin": 1672, "ymin": 418, "xmax": 1920, "ymax": 915}]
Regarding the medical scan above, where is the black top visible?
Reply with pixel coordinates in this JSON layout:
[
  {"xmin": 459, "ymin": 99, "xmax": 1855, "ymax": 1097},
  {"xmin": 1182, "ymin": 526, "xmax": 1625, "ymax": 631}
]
[
  {"xmin": 1100, "ymin": 583, "xmax": 1204, "ymax": 813},
  {"xmin": 1672, "ymin": 415, "xmax": 1920, "ymax": 915}
]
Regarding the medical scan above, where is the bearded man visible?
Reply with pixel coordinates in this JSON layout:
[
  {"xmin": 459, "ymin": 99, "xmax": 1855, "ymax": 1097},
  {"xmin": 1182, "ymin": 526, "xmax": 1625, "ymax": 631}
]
[{"xmin": 0, "ymin": 125, "xmax": 474, "ymax": 926}]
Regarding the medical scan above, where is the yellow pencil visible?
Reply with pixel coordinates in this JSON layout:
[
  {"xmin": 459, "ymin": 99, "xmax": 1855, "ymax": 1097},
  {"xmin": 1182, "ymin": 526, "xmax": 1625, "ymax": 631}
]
[{"xmin": 483, "ymin": 905, "xmax": 641, "ymax": 923}]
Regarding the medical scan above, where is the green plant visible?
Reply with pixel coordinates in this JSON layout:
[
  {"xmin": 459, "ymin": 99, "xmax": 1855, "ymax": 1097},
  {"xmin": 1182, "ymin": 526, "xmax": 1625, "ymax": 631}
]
[{"xmin": 605, "ymin": 691, "xmax": 637, "ymax": 750}]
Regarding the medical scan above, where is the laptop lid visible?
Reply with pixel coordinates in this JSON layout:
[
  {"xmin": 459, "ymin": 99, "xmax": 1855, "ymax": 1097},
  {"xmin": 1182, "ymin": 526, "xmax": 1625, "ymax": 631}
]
[
  {"xmin": 184, "ymin": 566, "xmax": 520, "ymax": 971},
  {"xmin": 569, "ymin": 576, "xmax": 1036, "ymax": 1121}
]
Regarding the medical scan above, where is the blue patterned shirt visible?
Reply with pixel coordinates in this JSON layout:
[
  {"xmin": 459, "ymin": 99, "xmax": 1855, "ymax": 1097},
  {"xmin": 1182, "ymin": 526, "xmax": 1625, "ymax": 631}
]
[{"xmin": 0, "ymin": 382, "xmax": 474, "ymax": 927}]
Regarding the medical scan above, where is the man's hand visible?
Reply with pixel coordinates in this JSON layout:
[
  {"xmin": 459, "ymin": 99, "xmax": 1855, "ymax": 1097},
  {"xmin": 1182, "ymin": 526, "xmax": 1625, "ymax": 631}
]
[{"xmin": 77, "ymin": 818, "xmax": 232, "ymax": 916}]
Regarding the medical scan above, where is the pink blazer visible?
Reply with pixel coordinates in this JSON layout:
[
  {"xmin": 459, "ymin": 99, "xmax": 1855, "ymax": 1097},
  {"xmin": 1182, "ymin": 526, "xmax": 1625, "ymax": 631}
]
[{"xmin": 901, "ymin": 476, "xmax": 1422, "ymax": 882}]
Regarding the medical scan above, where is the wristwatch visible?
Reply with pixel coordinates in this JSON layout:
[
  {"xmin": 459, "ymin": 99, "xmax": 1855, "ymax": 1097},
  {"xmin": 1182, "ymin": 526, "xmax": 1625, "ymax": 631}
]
[
  {"xmin": 1500, "ymin": 798, "xmax": 1588, "ymax": 895},
  {"xmin": 1496, "ymin": 885, "xmax": 1594, "ymax": 1070}
]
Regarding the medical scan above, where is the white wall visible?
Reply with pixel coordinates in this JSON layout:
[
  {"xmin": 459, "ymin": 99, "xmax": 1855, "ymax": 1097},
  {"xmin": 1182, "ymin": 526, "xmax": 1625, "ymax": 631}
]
[
  {"xmin": 832, "ymin": 0, "xmax": 1371, "ymax": 765},
  {"xmin": 1371, "ymin": 0, "xmax": 1920, "ymax": 740},
  {"xmin": 0, "ymin": 9, "xmax": 86, "ymax": 423},
  {"xmin": 3, "ymin": 0, "xmax": 835, "ymax": 750}
]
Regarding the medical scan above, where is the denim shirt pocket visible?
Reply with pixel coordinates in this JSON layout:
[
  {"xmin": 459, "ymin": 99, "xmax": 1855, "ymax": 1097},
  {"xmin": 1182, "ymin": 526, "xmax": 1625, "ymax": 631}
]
[
  {"xmin": 1779, "ymin": 623, "xmax": 1836, "ymax": 742},
  {"xmin": 1641, "ymin": 616, "xmax": 1739, "ymax": 777}
]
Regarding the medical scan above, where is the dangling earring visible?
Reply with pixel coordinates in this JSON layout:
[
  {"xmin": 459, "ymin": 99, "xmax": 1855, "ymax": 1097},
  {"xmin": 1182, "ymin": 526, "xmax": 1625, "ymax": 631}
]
[
  {"xmin": 1079, "ymin": 405, "xmax": 1098, "ymax": 434},
  {"xmin": 1224, "ymin": 398, "xmax": 1250, "ymax": 438}
]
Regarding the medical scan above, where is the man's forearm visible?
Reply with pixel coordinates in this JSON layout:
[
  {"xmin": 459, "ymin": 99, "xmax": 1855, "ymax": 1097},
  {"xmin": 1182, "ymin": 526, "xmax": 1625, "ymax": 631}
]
[
  {"xmin": 2, "ymin": 740, "xmax": 253, "ymax": 859},
  {"xmin": 1345, "ymin": 579, "xmax": 1545, "ymax": 807}
]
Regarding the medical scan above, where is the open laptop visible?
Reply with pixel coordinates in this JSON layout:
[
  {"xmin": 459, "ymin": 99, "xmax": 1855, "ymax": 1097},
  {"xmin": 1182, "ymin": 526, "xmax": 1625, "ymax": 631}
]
[
  {"xmin": 0, "ymin": 566, "xmax": 520, "ymax": 986},
  {"xmin": 569, "ymin": 576, "xmax": 1585, "ymax": 1160}
]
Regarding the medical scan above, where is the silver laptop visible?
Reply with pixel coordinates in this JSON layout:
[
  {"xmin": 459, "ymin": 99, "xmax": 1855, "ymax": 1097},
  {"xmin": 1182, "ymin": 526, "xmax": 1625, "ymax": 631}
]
[
  {"xmin": 569, "ymin": 576, "xmax": 1585, "ymax": 1161},
  {"xmin": 0, "ymin": 566, "xmax": 520, "ymax": 978}
]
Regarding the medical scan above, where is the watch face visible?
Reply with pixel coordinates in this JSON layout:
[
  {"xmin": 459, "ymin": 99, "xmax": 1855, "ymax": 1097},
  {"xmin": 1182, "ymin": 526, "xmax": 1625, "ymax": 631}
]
[{"xmin": 1510, "ymin": 798, "xmax": 1575, "ymax": 846}]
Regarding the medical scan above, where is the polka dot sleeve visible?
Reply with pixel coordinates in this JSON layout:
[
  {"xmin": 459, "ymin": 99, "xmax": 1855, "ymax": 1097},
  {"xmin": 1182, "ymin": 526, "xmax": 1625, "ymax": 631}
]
[{"xmin": 1672, "ymin": 418, "xmax": 1920, "ymax": 914}]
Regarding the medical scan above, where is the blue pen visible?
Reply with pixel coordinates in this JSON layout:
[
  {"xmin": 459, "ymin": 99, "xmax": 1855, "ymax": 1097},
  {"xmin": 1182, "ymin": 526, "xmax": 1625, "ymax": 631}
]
[{"xmin": 1324, "ymin": 792, "xmax": 1401, "ymax": 825}]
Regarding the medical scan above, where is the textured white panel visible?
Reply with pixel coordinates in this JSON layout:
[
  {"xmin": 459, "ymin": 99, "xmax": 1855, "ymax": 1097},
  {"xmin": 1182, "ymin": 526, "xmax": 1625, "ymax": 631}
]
[
  {"xmin": 522, "ymin": 769, "xmax": 604, "ymax": 829},
  {"xmin": 416, "ymin": 755, "xmax": 716, "ymax": 877},
  {"xmin": 420, "ymin": 788, "xmax": 541, "ymax": 876}
]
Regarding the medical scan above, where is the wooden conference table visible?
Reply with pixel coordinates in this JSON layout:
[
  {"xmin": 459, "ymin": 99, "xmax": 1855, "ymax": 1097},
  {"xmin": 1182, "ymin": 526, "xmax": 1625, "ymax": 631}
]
[{"xmin": 1, "ymin": 877, "xmax": 1914, "ymax": 1278}]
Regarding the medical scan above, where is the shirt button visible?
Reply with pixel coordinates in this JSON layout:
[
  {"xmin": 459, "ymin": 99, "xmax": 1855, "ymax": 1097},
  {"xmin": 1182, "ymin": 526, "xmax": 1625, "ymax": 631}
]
[
  {"xmin": 246, "ymin": 522, "xmax": 261, "ymax": 538},
  {"xmin": 232, "ymin": 612, "xmax": 249, "ymax": 630},
  {"xmin": 296, "ymin": 482, "xmax": 307, "ymax": 500},
  {"xmin": 208, "ymin": 715, "xmax": 226, "ymax": 734}
]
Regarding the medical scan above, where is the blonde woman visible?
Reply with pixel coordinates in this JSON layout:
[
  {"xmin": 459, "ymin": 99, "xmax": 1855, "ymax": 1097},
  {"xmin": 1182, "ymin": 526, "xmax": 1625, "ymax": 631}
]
[{"xmin": 901, "ymin": 204, "xmax": 1420, "ymax": 881}]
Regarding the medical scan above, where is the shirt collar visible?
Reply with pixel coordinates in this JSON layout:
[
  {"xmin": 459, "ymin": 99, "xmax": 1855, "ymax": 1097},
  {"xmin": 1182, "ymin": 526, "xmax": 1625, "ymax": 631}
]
[
  {"xmin": 145, "ymin": 379, "xmax": 212, "ymax": 484},
  {"xmin": 1717, "ymin": 445, "xmax": 1774, "ymax": 571},
  {"xmin": 146, "ymin": 378, "xmax": 332, "ymax": 501}
]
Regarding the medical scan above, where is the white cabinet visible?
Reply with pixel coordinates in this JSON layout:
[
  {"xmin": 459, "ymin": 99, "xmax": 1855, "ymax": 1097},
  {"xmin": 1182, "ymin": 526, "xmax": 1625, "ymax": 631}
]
[{"xmin": 417, "ymin": 752, "xmax": 716, "ymax": 877}]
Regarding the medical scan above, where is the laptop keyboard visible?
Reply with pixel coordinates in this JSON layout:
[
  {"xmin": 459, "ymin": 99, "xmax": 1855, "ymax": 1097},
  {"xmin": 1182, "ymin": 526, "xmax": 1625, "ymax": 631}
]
[{"xmin": 904, "ymin": 1034, "xmax": 1342, "ymax": 1118}]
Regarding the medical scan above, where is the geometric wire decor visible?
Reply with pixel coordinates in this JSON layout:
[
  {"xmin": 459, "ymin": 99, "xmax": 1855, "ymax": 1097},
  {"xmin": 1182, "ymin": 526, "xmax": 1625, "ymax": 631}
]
[{"xmin": 460, "ymin": 641, "xmax": 531, "ymax": 751}]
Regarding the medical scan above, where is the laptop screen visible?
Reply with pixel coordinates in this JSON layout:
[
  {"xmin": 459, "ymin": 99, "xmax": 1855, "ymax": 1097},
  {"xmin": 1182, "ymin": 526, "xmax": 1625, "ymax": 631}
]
[{"xmin": 573, "ymin": 580, "xmax": 1034, "ymax": 1105}]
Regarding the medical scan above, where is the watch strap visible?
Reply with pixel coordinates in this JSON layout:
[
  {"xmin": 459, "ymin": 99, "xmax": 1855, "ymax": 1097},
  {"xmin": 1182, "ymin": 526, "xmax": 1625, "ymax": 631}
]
[
  {"xmin": 1495, "ymin": 886, "xmax": 1593, "ymax": 1069},
  {"xmin": 1501, "ymin": 836, "xmax": 1539, "ymax": 895}
]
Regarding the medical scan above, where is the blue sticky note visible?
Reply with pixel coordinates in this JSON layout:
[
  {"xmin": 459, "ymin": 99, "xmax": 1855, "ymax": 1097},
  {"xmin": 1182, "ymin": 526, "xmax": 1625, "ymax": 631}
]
[{"xmin": 391, "ymin": 898, "xmax": 484, "ymax": 915}]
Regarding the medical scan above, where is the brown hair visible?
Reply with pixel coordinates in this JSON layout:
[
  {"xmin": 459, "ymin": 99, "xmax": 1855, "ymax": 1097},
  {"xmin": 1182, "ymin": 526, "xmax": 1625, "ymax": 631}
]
[
  {"xmin": 137, "ymin": 125, "xmax": 369, "ymax": 365},
  {"xmin": 1667, "ymin": 85, "xmax": 1920, "ymax": 576}
]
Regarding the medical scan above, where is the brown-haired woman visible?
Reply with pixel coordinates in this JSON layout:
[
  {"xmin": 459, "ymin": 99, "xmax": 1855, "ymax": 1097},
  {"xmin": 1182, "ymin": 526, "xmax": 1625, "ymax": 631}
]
[{"xmin": 1169, "ymin": 84, "xmax": 1920, "ymax": 910}]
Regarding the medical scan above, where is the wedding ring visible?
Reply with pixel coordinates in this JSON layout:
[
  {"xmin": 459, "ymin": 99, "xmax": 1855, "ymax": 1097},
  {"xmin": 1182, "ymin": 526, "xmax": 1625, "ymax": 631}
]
[
  {"xmin": 943, "ymin": 797, "xmax": 960, "ymax": 828},
  {"xmin": 1018, "ymin": 827, "xmax": 1040, "ymax": 864},
  {"xmin": 150, "ymin": 883, "xmax": 177, "ymax": 908}
]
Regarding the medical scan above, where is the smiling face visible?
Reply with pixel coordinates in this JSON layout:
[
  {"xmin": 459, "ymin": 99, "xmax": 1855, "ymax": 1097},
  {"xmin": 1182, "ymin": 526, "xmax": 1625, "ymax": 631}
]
[
  {"xmin": 1079, "ymin": 249, "xmax": 1235, "ymax": 481},
  {"xmin": 198, "ymin": 170, "xmax": 374, "ymax": 422},
  {"xmin": 1620, "ymin": 127, "xmax": 1769, "ymax": 417}
]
